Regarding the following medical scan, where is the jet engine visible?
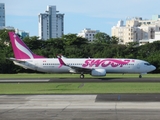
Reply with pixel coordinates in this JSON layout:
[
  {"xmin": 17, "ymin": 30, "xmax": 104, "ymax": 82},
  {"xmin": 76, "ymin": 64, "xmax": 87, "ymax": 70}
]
[{"xmin": 91, "ymin": 69, "xmax": 106, "ymax": 76}]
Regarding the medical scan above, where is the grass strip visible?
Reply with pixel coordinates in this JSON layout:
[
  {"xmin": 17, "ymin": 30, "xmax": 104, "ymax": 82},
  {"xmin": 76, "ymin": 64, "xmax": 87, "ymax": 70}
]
[{"xmin": 0, "ymin": 83, "xmax": 160, "ymax": 94}]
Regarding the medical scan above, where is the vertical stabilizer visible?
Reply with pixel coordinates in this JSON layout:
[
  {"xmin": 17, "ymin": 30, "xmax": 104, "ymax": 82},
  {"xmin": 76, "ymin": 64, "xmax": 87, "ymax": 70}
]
[{"xmin": 8, "ymin": 32, "xmax": 45, "ymax": 59}]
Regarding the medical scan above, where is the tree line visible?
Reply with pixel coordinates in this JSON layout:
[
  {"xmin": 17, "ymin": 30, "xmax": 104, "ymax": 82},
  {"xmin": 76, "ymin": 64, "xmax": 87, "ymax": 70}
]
[{"xmin": 0, "ymin": 29, "xmax": 160, "ymax": 73}]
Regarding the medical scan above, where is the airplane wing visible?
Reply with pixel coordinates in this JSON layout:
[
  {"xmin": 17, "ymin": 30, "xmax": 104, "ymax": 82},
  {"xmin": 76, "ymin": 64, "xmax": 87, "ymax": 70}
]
[
  {"xmin": 57, "ymin": 56, "xmax": 92, "ymax": 73},
  {"xmin": 69, "ymin": 65, "xmax": 92, "ymax": 73}
]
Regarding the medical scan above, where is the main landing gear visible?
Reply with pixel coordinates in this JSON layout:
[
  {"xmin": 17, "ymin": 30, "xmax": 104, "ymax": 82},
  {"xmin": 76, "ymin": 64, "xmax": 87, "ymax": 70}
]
[{"xmin": 80, "ymin": 74, "xmax": 84, "ymax": 79}]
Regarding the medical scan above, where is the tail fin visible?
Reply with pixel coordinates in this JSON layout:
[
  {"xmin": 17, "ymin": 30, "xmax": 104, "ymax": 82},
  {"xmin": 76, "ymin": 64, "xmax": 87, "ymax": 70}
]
[{"xmin": 8, "ymin": 32, "xmax": 45, "ymax": 59}]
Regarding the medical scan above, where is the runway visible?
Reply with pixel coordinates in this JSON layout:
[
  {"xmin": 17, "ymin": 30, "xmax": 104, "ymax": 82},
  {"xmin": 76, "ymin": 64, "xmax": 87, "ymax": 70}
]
[
  {"xmin": 0, "ymin": 78, "xmax": 160, "ymax": 83},
  {"xmin": 1, "ymin": 78, "xmax": 160, "ymax": 119},
  {"xmin": 0, "ymin": 95, "xmax": 160, "ymax": 120}
]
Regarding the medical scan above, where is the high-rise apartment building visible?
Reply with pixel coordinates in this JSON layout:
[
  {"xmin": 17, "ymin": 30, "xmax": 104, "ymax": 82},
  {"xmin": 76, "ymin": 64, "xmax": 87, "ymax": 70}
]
[
  {"xmin": 112, "ymin": 15, "xmax": 160, "ymax": 44},
  {"xmin": 0, "ymin": 3, "xmax": 5, "ymax": 27},
  {"xmin": 38, "ymin": 6, "xmax": 64, "ymax": 40}
]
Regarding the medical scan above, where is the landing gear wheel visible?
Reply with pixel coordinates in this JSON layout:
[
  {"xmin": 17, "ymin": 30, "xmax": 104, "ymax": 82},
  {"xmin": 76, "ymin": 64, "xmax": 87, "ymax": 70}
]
[
  {"xmin": 80, "ymin": 74, "xmax": 84, "ymax": 79},
  {"xmin": 139, "ymin": 74, "xmax": 142, "ymax": 78}
]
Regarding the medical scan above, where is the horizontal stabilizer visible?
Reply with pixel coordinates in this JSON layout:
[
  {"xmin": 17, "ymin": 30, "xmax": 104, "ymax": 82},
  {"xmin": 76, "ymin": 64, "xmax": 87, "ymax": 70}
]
[{"xmin": 7, "ymin": 58, "xmax": 25, "ymax": 62}]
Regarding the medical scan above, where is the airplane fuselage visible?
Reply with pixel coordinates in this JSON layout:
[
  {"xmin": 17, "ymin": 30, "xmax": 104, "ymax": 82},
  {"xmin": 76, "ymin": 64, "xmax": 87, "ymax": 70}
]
[{"xmin": 13, "ymin": 58, "xmax": 155, "ymax": 74}]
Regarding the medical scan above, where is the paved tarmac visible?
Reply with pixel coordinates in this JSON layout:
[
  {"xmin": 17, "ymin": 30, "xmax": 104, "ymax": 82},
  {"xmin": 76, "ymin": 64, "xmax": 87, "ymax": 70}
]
[{"xmin": 1, "ymin": 95, "xmax": 160, "ymax": 120}]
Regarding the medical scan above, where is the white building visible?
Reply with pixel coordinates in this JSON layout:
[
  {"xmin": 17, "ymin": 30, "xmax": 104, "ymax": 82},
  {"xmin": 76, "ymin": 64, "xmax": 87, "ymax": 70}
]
[
  {"xmin": 0, "ymin": 26, "xmax": 29, "ymax": 38},
  {"xmin": 139, "ymin": 31, "xmax": 160, "ymax": 45},
  {"xmin": 15, "ymin": 29, "xmax": 29, "ymax": 38},
  {"xmin": 77, "ymin": 28, "xmax": 100, "ymax": 42},
  {"xmin": 0, "ymin": 3, "xmax": 5, "ymax": 27},
  {"xmin": 38, "ymin": 6, "xmax": 64, "ymax": 40},
  {"xmin": 112, "ymin": 15, "xmax": 160, "ymax": 44}
]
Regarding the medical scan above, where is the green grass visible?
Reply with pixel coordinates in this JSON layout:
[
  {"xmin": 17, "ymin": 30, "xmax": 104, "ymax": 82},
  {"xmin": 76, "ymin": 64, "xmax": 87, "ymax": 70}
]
[
  {"xmin": 0, "ymin": 73, "xmax": 160, "ymax": 94},
  {"xmin": 1, "ymin": 83, "xmax": 160, "ymax": 94},
  {"xmin": 0, "ymin": 73, "xmax": 160, "ymax": 78}
]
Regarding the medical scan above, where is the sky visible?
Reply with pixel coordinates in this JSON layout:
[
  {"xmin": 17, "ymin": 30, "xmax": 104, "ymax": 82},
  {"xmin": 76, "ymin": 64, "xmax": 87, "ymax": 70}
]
[{"xmin": 1, "ymin": 0, "xmax": 160, "ymax": 36}]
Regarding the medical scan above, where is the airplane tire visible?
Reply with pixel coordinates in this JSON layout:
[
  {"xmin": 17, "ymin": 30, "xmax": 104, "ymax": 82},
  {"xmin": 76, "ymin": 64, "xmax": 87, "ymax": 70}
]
[{"xmin": 80, "ymin": 74, "xmax": 84, "ymax": 79}]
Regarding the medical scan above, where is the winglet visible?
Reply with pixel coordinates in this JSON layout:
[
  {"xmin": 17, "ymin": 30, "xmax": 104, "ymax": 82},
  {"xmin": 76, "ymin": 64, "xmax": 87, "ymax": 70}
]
[{"xmin": 57, "ymin": 55, "xmax": 66, "ymax": 68}]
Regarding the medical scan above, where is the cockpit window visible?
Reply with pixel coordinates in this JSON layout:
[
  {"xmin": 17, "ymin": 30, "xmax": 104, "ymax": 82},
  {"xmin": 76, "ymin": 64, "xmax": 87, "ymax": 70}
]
[{"xmin": 144, "ymin": 63, "xmax": 151, "ymax": 66}]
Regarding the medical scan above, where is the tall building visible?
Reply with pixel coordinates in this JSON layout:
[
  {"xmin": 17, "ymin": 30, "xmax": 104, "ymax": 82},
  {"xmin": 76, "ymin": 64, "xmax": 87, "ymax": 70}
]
[
  {"xmin": 0, "ymin": 3, "xmax": 5, "ymax": 27},
  {"xmin": 112, "ymin": 15, "xmax": 160, "ymax": 44},
  {"xmin": 77, "ymin": 28, "xmax": 100, "ymax": 42},
  {"xmin": 38, "ymin": 6, "xmax": 64, "ymax": 40}
]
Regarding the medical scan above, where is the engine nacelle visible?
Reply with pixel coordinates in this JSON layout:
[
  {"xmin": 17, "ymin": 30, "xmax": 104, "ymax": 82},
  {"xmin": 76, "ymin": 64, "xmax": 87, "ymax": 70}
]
[{"xmin": 91, "ymin": 69, "xmax": 106, "ymax": 76}]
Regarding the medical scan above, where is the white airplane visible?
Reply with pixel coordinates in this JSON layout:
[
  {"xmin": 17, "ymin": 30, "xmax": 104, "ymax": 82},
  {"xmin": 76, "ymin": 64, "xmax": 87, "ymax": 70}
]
[{"xmin": 8, "ymin": 32, "xmax": 156, "ymax": 78}]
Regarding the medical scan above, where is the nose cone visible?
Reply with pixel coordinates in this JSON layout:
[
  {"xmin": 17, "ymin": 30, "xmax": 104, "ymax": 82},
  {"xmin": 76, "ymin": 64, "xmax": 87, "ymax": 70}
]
[{"xmin": 151, "ymin": 65, "xmax": 156, "ymax": 71}]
